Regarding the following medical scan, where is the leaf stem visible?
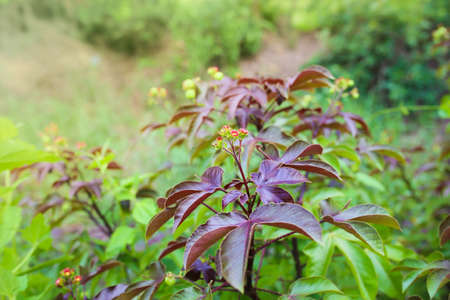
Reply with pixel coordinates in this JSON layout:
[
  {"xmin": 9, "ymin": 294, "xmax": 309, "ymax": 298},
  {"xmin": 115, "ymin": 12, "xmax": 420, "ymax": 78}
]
[
  {"xmin": 201, "ymin": 202, "xmax": 219, "ymax": 214},
  {"xmin": 255, "ymin": 232, "xmax": 295, "ymax": 253},
  {"xmin": 229, "ymin": 140, "xmax": 252, "ymax": 213}
]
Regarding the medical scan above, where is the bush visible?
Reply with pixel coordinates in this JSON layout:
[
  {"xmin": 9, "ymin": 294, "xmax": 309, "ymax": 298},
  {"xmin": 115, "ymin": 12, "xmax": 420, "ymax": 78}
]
[
  {"xmin": 169, "ymin": 0, "xmax": 264, "ymax": 73},
  {"xmin": 293, "ymin": 0, "xmax": 448, "ymax": 106},
  {"xmin": 73, "ymin": 0, "xmax": 171, "ymax": 54}
]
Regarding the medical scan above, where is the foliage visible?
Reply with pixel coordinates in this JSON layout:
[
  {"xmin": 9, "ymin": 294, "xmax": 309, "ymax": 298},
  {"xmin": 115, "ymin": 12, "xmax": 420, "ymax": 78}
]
[
  {"xmin": 1, "ymin": 62, "xmax": 448, "ymax": 300},
  {"xmin": 304, "ymin": 0, "xmax": 448, "ymax": 106}
]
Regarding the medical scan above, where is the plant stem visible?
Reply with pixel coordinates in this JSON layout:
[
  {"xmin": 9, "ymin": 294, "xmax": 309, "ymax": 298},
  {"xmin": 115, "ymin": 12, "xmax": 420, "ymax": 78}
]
[
  {"xmin": 245, "ymin": 242, "xmax": 259, "ymax": 300},
  {"xmin": 255, "ymin": 288, "xmax": 282, "ymax": 296},
  {"xmin": 255, "ymin": 232, "xmax": 294, "ymax": 253},
  {"xmin": 229, "ymin": 141, "xmax": 252, "ymax": 211},
  {"xmin": 254, "ymin": 248, "xmax": 266, "ymax": 287},
  {"xmin": 291, "ymin": 239, "xmax": 302, "ymax": 279},
  {"xmin": 201, "ymin": 202, "xmax": 219, "ymax": 214},
  {"xmin": 86, "ymin": 192, "xmax": 113, "ymax": 236}
]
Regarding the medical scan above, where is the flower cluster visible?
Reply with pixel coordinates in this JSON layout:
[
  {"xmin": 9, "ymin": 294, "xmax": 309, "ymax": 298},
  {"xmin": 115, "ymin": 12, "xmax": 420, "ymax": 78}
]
[
  {"xmin": 207, "ymin": 66, "xmax": 224, "ymax": 81},
  {"xmin": 182, "ymin": 78, "xmax": 198, "ymax": 99},
  {"xmin": 147, "ymin": 87, "xmax": 168, "ymax": 106},
  {"xmin": 213, "ymin": 126, "xmax": 248, "ymax": 150},
  {"xmin": 55, "ymin": 268, "xmax": 82, "ymax": 288}
]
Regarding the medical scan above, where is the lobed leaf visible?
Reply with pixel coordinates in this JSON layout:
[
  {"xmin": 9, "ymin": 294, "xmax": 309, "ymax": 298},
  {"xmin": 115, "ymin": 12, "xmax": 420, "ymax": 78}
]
[
  {"xmin": 184, "ymin": 212, "xmax": 246, "ymax": 269},
  {"xmin": 285, "ymin": 159, "xmax": 342, "ymax": 181},
  {"xmin": 145, "ymin": 207, "xmax": 176, "ymax": 240},
  {"xmin": 251, "ymin": 203, "xmax": 322, "ymax": 242},
  {"xmin": 219, "ymin": 222, "xmax": 256, "ymax": 293},
  {"xmin": 288, "ymin": 276, "xmax": 343, "ymax": 297},
  {"xmin": 332, "ymin": 204, "xmax": 400, "ymax": 229},
  {"xmin": 279, "ymin": 140, "xmax": 323, "ymax": 164}
]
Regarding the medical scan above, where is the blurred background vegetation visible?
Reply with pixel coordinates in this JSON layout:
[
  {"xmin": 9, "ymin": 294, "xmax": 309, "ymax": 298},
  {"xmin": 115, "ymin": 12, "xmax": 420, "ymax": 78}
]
[{"xmin": 0, "ymin": 0, "xmax": 448, "ymax": 173}]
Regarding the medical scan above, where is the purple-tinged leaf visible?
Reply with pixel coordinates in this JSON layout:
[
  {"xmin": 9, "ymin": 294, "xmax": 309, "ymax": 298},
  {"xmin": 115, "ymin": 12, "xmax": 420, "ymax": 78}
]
[
  {"xmin": 439, "ymin": 215, "xmax": 450, "ymax": 246},
  {"xmin": 222, "ymin": 190, "xmax": 248, "ymax": 209},
  {"xmin": 257, "ymin": 186, "xmax": 293, "ymax": 204},
  {"xmin": 332, "ymin": 204, "xmax": 400, "ymax": 229},
  {"xmin": 184, "ymin": 212, "xmax": 247, "ymax": 269},
  {"xmin": 251, "ymin": 203, "xmax": 322, "ymax": 242},
  {"xmin": 288, "ymin": 66, "xmax": 334, "ymax": 91},
  {"xmin": 279, "ymin": 141, "xmax": 323, "ymax": 164},
  {"xmin": 93, "ymin": 284, "xmax": 128, "ymax": 300},
  {"xmin": 173, "ymin": 191, "xmax": 216, "ymax": 230},
  {"xmin": 201, "ymin": 167, "xmax": 223, "ymax": 187},
  {"xmin": 69, "ymin": 179, "xmax": 102, "ymax": 199},
  {"xmin": 165, "ymin": 181, "xmax": 210, "ymax": 206},
  {"xmin": 324, "ymin": 219, "xmax": 384, "ymax": 254},
  {"xmin": 81, "ymin": 261, "xmax": 122, "ymax": 285},
  {"xmin": 145, "ymin": 207, "xmax": 176, "ymax": 240},
  {"xmin": 219, "ymin": 222, "xmax": 256, "ymax": 293},
  {"xmin": 285, "ymin": 159, "xmax": 342, "ymax": 181},
  {"xmin": 366, "ymin": 145, "xmax": 406, "ymax": 164},
  {"xmin": 158, "ymin": 238, "xmax": 187, "ymax": 260},
  {"xmin": 169, "ymin": 105, "xmax": 203, "ymax": 123},
  {"xmin": 339, "ymin": 112, "xmax": 370, "ymax": 137},
  {"xmin": 185, "ymin": 260, "xmax": 216, "ymax": 283},
  {"xmin": 94, "ymin": 262, "xmax": 164, "ymax": 300},
  {"xmin": 251, "ymin": 160, "xmax": 306, "ymax": 204},
  {"xmin": 166, "ymin": 167, "xmax": 223, "ymax": 206},
  {"xmin": 427, "ymin": 268, "xmax": 450, "ymax": 298},
  {"xmin": 140, "ymin": 122, "xmax": 166, "ymax": 134}
]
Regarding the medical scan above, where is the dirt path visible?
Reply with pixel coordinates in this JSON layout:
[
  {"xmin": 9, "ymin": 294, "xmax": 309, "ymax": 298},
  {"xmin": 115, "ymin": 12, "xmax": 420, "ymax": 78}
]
[{"xmin": 239, "ymin": 33, "xmax": 324, "ymax": 77}]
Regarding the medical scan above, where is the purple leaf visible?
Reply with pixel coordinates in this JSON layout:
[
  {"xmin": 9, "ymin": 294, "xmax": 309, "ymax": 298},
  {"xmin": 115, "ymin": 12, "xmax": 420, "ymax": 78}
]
[
  {"xmin": 222, "ymin": 190, "xmax": 248, "ymax": 209},
  {"xmin": 145, "ymin": 207, "xmax": 176, "ymax": 240},
  {"xmin": 173, "ymin": 191, "xmax": 216, "ymax": 230},
  {"xmin": 279, "ymin": 141, "xmax": 323, "ymax": 164},
  {"xmin": 331, "ymin": 204, "xmax": 400, "ymax": 229},
  {"xmin": 201, "ymin": 167, "xmax": 223, "ymax": 187},
  {"xmin": 250, "ymin": 203, "xmax": 322, "ymax": 242},
  {"xmin": 219, "ymin": 222, "xmax": 256, "ymax": 293},
  {"xmin": 439, "ymin": 215, "xmax": 450, "ymax": 246},
  {"xmin": 251, "ymin": 160, "xmax": 306, "ymax": 204},
  {"xmin": 81, "ymin": 261, "xmax": 122, "ymax": 285},
  {"xmin": 93, "ymin": 262, "xmax": 164, "ymax": 300},
  {"xmin": 285, "ymin": 159, "xmax": 342, "ymax": 181},
  {"xmin": 184, "ymin": 212, "xmax": 247, "ymax": 269},
  {"xmin": 158, "ymin": 238, "xmax": 187, "ymax": 260},
  {"xmin": 288, "ymin": 66, "xmax": 334, "ymax": 91},
  {"xmin": 69, "ymin": 179, "xmax": 102, "ymax": 199},
  {"xmin": 165, "ymin": 167, "xmax": 223, "ymax": 207},
  {"xmin": 256, "ymin": 186, "xmax": 293, "ymax": 204},
  {"xmin": 185, "ymin": 260, "xmax": 216, "ymax": 283}
]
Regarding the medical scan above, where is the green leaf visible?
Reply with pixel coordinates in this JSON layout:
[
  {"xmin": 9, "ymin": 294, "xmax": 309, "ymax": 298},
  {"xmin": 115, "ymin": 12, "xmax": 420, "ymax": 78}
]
[
  {"xmin": 304, "ymin": 234, "xmax": 335, "ymax": 277},
  {"xmin": 366, "ymin": 251, "xmax": 402, "ymax": 298},
  {"xmin": 320, "ymin": 153, "xmax": 341, "ymax": 174},
  {"xmin": 0, "ymin": 206, "xmax": 22, "ymax": 249},
  {"xmin": 106, "ymin": 226, "xmax": 135, "ymax": 258},
  {"xmin": 132, "ymin": 201, "xmax": 157, "ymax": 225},
  {"xmin": 426, "ymin": 269, "xmax": 450, "ymax": 299},
  {"xmin": 22, "ymin": 214, "xmax": 50, "ymax": 246},
  {"xmin": 309, "ymin": 188, "xmax": 345, "ymax": 206},
  {"xmin": 340, "ymin": 221, "xmax": 384, "ymax": 255},
  {"xmin": 0, "ymin": 268, "xmax": 27, "ymax": 298},
  {"xmin": 0, "ymin": 117, "xmax": 18, "ymax": 142},
  {"xmin": 289, "ymin": 276, "xmax": 343, "ymax": 296},
  {"xmin": 327, "ymin": 145, "xmax": 361, "ymax": 165},
  {"xmin": 334, "ymin": 238, "xmax": 377, "ymax": 300},
  {"xmin": 0, "ymin": 139, "xmax": 59, "ymax": 172},
  {"xmin": 355, "ymin": 173, "xmax": 385, "ymax": 191},
  {"xmin": 171, "ymin": 287, "xmax": 204, "ymax": 300}
]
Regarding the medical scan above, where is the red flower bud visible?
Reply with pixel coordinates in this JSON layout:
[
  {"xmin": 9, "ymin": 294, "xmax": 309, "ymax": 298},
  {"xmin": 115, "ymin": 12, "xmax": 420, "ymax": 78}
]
[
  {"xmin": 231, "ymin": 130, "xmax": 239, "ymax": 137},
  {"xmin": 55, "ymin": 278, "xmax": 64, "ymax": 287},
  {"xmin": 238, "ymin": 128, "xmax": 248, "ymax": 136},
  {"xmin": 73, "ymin": 275, "xmax": 82, "ymax": 284},
  {"xmin": 61, "ymin": 267, "xmax": 74, "ymax": 277}
]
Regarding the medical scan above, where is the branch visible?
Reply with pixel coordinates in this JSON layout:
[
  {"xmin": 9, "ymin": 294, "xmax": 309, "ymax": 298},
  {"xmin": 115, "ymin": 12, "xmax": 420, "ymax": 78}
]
[{"xmin": 255, "ymin": 232, "xmax": 295, "ymax": 253}]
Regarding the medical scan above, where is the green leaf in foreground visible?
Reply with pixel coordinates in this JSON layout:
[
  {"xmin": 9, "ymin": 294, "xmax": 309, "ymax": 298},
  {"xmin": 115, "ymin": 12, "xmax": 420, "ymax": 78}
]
[
  {"xmin": 289, "ymin": 276, "xmax": 343, "ymax": 297},
  {"xmin": 335, "ymin": 238, "xmax": 377, "ymax": 300}
]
